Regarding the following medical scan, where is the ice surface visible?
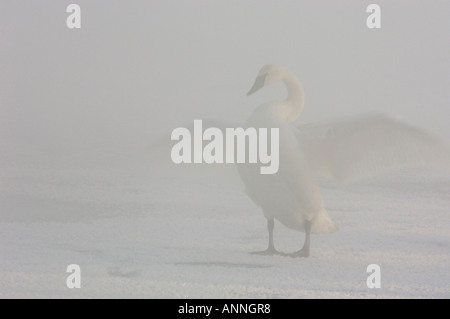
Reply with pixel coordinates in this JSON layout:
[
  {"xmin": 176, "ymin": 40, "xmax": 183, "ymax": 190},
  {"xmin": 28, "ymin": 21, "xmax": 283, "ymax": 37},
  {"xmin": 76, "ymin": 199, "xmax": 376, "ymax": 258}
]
[{"xmin": 1, "ymin": 164, "xmax": 449, "ymax": 298}]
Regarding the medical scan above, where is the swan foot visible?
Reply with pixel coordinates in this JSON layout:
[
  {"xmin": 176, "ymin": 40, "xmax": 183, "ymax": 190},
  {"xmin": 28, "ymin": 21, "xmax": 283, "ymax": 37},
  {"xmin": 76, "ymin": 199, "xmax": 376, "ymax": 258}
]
[
  {"xmin": 288, "ymin": 248, "xmax": 310, "ymax": 258},
  {"xmin": 286, "ymin": 220, "xmax": 311, "ymax": 258},
  {"xmin": 250, "ymin": 247, "xmax": 282, "ymax": 256}
]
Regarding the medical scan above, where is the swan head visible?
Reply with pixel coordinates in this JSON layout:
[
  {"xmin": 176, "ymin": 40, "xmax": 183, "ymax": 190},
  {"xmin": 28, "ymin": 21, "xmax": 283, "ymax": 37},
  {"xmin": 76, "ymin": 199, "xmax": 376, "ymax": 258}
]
[{"xmin": 247, "ymin": 64, "xmax": 288, "ymax": 96}]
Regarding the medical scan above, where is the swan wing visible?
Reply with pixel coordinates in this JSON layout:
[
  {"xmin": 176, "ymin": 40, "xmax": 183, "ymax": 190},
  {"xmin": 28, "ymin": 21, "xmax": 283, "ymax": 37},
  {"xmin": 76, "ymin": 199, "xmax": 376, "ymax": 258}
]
[{"xmin": 295, "ymin": 113, "xmax": 450, "ymax": 183}]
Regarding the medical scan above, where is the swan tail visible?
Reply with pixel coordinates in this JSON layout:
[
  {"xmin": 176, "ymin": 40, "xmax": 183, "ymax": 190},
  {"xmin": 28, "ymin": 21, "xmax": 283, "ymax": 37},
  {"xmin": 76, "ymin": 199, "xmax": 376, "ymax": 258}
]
[{"xmin": 310, "ymin": 209, "xmax": 339, "ymax": 234}]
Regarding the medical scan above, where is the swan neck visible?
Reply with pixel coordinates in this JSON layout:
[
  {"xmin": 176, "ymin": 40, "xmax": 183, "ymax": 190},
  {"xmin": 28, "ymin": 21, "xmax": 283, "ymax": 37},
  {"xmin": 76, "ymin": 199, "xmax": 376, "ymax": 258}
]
[{"xmin": 282, "ymin": 74, "xmax": 305, "ymax": 123}]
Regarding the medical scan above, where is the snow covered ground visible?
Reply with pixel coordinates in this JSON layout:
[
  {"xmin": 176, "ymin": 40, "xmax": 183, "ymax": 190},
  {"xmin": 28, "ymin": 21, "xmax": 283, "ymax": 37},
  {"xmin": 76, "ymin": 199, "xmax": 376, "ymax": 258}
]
[{"xmin": 1, "ymin": 163, "xmax": 449, "ymax": 298}]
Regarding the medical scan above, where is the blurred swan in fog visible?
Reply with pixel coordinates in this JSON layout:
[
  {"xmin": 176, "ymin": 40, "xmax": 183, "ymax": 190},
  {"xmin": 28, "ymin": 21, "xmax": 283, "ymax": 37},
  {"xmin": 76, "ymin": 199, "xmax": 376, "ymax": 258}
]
[
  {"xmin": 154, "ymin": 65, "xmax": 450, "ymax": 257},
  {"xmin": 239, "ymin": 65, "xmax": 336, "ymax": 257},
  {"xmin": 238, "ymin": 64, "xmax": 450, "ymax": 257}
]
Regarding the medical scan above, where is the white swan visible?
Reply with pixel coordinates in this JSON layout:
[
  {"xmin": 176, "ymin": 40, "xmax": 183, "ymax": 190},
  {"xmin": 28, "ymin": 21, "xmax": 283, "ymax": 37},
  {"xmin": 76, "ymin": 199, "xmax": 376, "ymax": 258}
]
[
  {"xmin": 238, "ymin": 65, "xmax": 338, "ymax": 257},
  {"xmin": 152, "ymin": 65, "xmax": 450, "ymax": 257},
  {"xmin": 239, "ymin": 64, "xmax": 450, "ymax": 257}
]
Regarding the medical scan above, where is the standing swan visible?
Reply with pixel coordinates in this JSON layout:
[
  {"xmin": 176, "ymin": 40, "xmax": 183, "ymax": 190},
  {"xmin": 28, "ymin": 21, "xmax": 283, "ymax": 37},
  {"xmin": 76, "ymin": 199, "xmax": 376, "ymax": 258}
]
[
  {"xmin": 154, "ymin": 65, "xmax": 450, "ymax": 257},
  {"xmin": 238, "ymin": 65, "xmax": 338, "ymax": 257}
]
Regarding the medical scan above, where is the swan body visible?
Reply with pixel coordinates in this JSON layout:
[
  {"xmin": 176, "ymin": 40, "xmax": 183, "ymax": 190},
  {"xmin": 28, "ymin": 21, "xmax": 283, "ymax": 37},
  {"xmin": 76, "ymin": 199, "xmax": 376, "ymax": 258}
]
[{"xmin": 238, "ymin": 65, "xmax": 338, "ymax": 257}]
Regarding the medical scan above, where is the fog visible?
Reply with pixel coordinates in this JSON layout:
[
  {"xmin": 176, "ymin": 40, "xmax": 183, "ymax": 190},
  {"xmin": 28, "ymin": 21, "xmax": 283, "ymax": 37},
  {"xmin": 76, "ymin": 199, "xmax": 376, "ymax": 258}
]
[
  {"xmin": 1, "ymin": 1, "xmax": 450, "ymax": 299},
  {"xmin": 1, "ymin": 1, "xmax": 449, "ymax": 169}
]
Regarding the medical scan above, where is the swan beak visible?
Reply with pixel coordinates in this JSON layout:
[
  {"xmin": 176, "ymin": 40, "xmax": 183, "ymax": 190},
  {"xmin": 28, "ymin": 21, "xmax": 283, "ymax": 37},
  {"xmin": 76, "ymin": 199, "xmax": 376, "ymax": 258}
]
[{"xmin": 247, "ymin": 74, "xmax": 267, "ymax": 96}]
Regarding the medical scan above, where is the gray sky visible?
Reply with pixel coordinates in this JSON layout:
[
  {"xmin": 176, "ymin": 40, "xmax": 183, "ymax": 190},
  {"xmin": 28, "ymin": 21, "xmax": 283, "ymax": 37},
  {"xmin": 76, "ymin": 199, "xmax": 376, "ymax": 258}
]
[{"xmin": 1, "ymin": 0, "xmax": 449, "ymax": 168}]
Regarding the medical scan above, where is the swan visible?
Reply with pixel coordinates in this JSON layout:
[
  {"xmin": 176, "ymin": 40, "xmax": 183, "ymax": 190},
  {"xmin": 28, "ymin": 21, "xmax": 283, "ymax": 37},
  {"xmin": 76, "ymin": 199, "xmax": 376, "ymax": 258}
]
[
  {"xmin": 239, "ymin": 64, "xmax": 450, "ymax": 257},
  {"xmin": 152, "ymin": 65, "xmax": 450, "ymax": 257},
  {"xmin": 238, "ymin": 64, "xmax": 338, "ymax": 258}
]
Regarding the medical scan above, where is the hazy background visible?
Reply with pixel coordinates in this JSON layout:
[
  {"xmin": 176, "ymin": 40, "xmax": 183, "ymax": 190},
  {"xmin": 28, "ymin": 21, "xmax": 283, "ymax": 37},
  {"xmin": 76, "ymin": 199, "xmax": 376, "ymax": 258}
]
[{"xmin": 1, "ymin": 0, "xmax": 449, "ymax": 169}]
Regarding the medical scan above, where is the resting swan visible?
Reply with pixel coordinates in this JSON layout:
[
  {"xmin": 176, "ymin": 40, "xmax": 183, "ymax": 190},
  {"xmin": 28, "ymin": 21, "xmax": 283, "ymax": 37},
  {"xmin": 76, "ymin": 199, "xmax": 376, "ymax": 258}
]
[{"xmin": 238, "ymin": 65, "xmax": 338, "ymax": 257}]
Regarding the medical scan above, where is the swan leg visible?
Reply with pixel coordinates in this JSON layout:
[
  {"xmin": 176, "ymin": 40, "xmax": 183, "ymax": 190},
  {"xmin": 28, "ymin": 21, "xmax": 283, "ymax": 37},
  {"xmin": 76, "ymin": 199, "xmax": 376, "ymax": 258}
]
[
  {"xmin": 251, "ymin": 218, "xmax": 280, "ymax": 255},
  {"xmin": 290, "ymin": 220, "xmax": 311, "ymax": 258}
]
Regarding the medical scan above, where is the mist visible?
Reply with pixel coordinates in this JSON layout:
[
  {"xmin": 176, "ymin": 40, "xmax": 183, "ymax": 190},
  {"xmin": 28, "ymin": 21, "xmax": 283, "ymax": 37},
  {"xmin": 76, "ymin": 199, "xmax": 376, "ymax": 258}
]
[{"xmin": 1, "ymin": 1, "xmax": 449, "ymax": 169}]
